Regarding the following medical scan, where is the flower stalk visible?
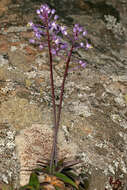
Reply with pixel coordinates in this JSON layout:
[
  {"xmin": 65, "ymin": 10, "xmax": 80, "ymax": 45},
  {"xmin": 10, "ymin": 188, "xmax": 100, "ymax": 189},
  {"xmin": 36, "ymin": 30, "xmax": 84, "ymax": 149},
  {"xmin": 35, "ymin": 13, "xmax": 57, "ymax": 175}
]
[
  {"xmin": 28, "ymin": 4, "xmax": 92, "ymax": 175},
  {"xmin": 46, "ymin": 21, "xmax": 57, "ymax": 173},
  {"xmin": 51, "ymin": 44, "xmax": 74, "ymax": 167},
  {"xmin": 46, "ymin": 19, "xmax": 57, "ymax": 146}
]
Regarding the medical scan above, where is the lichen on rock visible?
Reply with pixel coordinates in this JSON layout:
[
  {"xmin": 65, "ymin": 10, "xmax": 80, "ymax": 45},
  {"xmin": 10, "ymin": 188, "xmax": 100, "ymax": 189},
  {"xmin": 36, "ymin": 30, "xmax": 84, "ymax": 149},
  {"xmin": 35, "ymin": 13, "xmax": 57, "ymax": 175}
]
[{"xmin": 0, "ymin": 123, "xmax": 20, "ymax": 188}]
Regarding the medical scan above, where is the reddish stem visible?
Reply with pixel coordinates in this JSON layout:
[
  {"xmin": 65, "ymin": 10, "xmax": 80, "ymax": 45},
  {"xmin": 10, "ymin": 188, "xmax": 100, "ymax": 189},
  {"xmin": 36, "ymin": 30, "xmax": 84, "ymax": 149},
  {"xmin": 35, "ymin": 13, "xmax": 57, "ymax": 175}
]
[
  {"xmin": 46, "ymin": 15, "xmax": 74, "ymax": 171},
  {"xmin": 53, "ymin": 44, "xmax": 74, "ymax": 166},
  {"xmin": 46, "ymin": 21, "xmax": 57, "ymax": 173}
]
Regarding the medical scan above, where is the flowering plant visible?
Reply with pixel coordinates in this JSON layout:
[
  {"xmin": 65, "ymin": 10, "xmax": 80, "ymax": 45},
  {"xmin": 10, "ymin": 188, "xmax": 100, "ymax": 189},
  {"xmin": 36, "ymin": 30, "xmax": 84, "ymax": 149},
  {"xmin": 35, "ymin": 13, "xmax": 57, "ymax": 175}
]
[{"xmin": 28, "ymin": 4, "xmax": 92, "ymax": 174}]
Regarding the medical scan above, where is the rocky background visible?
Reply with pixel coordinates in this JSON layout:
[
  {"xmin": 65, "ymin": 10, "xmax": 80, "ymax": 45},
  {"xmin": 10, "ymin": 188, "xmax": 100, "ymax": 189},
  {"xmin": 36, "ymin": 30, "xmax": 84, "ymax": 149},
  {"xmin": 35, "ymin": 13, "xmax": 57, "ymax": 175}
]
[{"xmin": 0, "ymin": 0, "xmax": 127, "ymax": 189}]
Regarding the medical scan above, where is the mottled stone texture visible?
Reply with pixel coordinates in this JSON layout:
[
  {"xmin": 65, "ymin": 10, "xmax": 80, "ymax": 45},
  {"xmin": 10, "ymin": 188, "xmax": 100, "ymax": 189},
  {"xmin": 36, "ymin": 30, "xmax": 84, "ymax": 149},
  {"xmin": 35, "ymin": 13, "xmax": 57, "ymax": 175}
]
[
  {"xmin": 15, "ymin": 124, "xmax": 78, "ymax": 186},
  {"xmin": 0, "ymin": 0, "xmax": 127, "ymax": 189},
  {"xmin": 0, "ymin": 123, "xmax": 20, "ymax": 188},
  {"xmin": 0, "ymin": 0, "xmax": 11, "ymax": 16}
]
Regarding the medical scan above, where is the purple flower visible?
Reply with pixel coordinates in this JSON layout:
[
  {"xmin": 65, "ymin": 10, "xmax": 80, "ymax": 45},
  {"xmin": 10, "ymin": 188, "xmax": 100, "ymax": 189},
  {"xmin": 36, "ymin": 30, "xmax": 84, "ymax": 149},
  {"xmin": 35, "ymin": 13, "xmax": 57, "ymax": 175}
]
[
  {"xmin": 39, "ymin": 44, "xmax": 44, "ymax": 49},
  {"xmin": 37, "ymin": 4, "xmax": 51, "ymax": 21},
  {"xmin": 51, "ymin": 49, "xmax": 57, "ymax": 55},
  {"xmin": 54, "ymin": 38, "xmax": 60, "ymax": 45},
  {"xmin": 51, "ymin": 9, "xmax": 55, "ymax": 15},
  {"xmin": 79, "ymin": 60, "xmax": 87, "ymax": 68},
  {"xmin": 60, "ymin": 43, "xmax": 68, "ymax": 49},
  {"xmin": 54, "ymin": 15, "xmax": 59, "ymax": 20},
  {"xmin": 28, "ymin": 21, "xmax": 33, "ymax": 27},
  {"xmin": 33, "ymin": 26, "xmax": 38, "ymax": 32},
  {"xmin": 38, "ymin": 15, "xmax": 44, "ymax": 20},
  {"xmin": 40, "ymin": 4, "xmax": 50, "ymax": 14},
  {"xmin": 73, "ymin": 24, "xmax": 82, "ymax": 33},
  {"xmin": 80, "ymin": 42, "xmax": 84, "ymax": 47},
  {"xmin": 36, "ymin": 9, "xmax": 40, "ymax": 14},
  {"xmin": 35, "ymin": 32, "xmax": 41, "ymax": 39},
  {"xmin": 60, "ymin": 26, "xmax": 68, "ymax": 36},
  {"xmin": 83, "ymin": 31, "xmax": 87, "ymax": 36},
  {"xmin": 29, "ymin": 39, "xmax": 35, "ymax": 44},
  {"xmin": 86, "ymin": 41, "xmax": 92, "ymax": 49},
  {"xmin": 73, "ymin": 24, "xmax": 84, "ymax": 40},
  {"xmin": 50, "ymin": 21, "xmax": 58, "ymax": 31}
]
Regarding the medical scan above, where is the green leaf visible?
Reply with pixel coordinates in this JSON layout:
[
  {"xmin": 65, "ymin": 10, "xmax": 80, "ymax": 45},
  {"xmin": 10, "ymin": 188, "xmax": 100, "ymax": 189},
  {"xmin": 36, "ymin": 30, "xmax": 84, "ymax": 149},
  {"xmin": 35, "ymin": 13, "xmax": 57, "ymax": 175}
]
[
  {"xmin": 0, "ymin": 184, "xmax": 14, "ymax": 190},
  {"xmin": 54, "ymin": 186, "xmax": 62, "ymax": 190},
  {"xmin": 46, "ymin": 165, "xmax": 52, "ymax": 173},
  {"xmin": 82, "ymin": 178, "xmax": 89, "ymax": 190},
  {"xmin": 63, "ymin": 171, "xmax": 78, "ymax": 180},
  {"xmin": 57, "ymin": 158, "xmax": 66, "ymax": 167},
  {"xmin": 29, "ymin": 172, "xmax": 40, "ymax": 190},
  {"xmin": 79, "ymin": 185, "xmax": 85, "ymax": 190},
  {"xmin": 54, "ymin": 172, "xmax": 78, "ymax": 189},
  {"xmin": 56, "ymin": 158, "xmax": 66, "ymax": 172},
  {"xmin": 33, "ymin": 168, "xmax": 43, "ymax": 173},
  {"xmin": 20, "ymin": 172, "xmax": 40, "ymax": 190}
]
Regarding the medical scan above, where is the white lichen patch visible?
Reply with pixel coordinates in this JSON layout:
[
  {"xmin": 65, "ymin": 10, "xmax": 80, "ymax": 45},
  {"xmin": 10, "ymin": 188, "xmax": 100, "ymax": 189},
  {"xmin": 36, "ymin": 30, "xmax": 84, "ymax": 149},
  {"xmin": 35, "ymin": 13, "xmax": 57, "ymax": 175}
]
[
  {"xmin": 25, "ymin": 71, "xmax": 37, "ymax": 79},
  {"xmin": 111, "ymin": 114, "xmax": 127, "ymax": 129},
  {"xmin": 10, "ymin": 46, "xmax": 18, "ymax": 52},
  {"xmin": 108, "ymin": 164, "xmax": 115, "ymax": 175},
  {"xmin": 62, "ymin": 125, "xmax": 71, "ymax": 143},
  {"xmin": 69, "ymin": 100, "xmax": 93, "ymax": 117},
  {"xmin": 104, "ymin": 15, "xmax": 125, "ymax": 37},
  {"xmin": 6, "ymin": 141, "xmax": 15, "ymax": 149},
  {"xmin": 1, "ymin": 81, "xmax": 15, "ymax": 93},
  {"xmin": 120, "ymin": 159, "xmax": 127, "ymax": 174},
  {"xmin": 0, "ymin": 55, "xmax": 9, "ymax": 66},
  {"xmin": 6, "ymin": 26, "xmax": 28, "ymax": 34},
  {"xmin": 114, "ymin": 93, "xmax": 126, "ymax": 107},
  {"xmin": 95, "ymin": 142, "xmax": 107, "ymax": 149},
  {"xmin": 0, "ymin": 123, "xmax": 20, "ymax": 187},
  {"xmin": 119, "ymin": 132, "xmax": 127, "ymax": 146}
]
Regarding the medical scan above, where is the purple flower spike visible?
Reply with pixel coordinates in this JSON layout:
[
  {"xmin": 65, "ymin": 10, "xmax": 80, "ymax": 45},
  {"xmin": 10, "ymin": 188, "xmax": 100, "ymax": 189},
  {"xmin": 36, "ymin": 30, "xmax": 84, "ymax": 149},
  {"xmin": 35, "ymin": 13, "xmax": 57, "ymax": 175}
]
[{"xmin": 42, "ymin": 4, "xmax": 50, "ymax": 14}]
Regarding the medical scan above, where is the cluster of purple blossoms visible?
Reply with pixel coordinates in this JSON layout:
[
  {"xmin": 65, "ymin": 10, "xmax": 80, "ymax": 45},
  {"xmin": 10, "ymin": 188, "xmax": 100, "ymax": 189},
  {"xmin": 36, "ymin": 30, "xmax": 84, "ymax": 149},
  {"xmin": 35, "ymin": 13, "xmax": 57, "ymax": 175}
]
[{"xmin": 28, "ymin": 4, "xmax": 92, "ymax": 68}]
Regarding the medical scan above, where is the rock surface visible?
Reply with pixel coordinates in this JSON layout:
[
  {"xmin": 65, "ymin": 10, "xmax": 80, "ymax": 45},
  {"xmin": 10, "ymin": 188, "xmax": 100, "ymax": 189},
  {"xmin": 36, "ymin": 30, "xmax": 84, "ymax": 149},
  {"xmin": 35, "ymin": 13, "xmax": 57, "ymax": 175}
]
[
  {"xmin": 0, "ymin": 0, "xmax": 127, "ymax": 189},
  {"xmin": 15, "ymin": 123, "xmax": 78, "ymax": 186},
  {"xmin": 0, "ymin": 0, "xmax": 11, "ymax": 17}
]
